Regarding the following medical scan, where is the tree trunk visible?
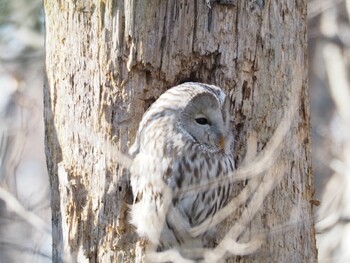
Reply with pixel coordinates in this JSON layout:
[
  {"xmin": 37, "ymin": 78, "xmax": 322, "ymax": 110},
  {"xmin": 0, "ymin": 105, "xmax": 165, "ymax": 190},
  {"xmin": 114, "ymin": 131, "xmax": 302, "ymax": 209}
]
[{"xmin": 44, "ymin": 0, "xmax": 316, "ymax": 262}]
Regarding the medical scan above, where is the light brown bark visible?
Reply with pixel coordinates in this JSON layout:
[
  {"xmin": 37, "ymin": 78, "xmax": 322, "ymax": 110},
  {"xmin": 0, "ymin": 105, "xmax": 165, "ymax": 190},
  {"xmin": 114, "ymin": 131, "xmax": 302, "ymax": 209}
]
[{"xmin": 44, "ymin": 0, "xmax": 316, "ymax": 262}]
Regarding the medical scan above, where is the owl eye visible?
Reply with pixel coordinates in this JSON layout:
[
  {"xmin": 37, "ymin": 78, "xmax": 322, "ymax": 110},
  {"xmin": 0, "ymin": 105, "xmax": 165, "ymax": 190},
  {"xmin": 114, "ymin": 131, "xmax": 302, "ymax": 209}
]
[{"xmin": 195, "ymin": 117, "xmax": 209, "ymax": 125}]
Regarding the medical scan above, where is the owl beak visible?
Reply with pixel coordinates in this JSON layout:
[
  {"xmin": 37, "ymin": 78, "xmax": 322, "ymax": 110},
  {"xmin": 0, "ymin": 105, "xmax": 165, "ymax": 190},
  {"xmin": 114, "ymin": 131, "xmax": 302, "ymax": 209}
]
[{"xmin": 219, "ymin": 136, "xmax": 225, "ymax": 151}]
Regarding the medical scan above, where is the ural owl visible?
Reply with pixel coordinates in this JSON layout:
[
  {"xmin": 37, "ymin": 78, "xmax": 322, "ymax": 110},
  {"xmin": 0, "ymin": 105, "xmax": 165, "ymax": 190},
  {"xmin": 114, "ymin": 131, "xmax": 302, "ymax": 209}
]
[{"xmin": 129, "ymin": 82, "xmax": 234, "ymax": 250}]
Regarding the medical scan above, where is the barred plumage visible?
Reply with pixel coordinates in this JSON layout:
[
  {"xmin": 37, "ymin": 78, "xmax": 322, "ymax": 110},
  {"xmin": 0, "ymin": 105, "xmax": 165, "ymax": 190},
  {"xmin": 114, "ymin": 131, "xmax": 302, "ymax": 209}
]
[{"xmin": 129, "ymin": 82, "xmax": 234, "ymax": 250}]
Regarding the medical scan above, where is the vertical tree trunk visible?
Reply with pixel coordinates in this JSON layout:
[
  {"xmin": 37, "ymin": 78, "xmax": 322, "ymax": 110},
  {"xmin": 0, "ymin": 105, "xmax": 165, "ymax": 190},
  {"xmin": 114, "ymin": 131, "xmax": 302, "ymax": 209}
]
[{"xmin": 44, "ymin": 0, "xmax": 316, "ymax": 262}]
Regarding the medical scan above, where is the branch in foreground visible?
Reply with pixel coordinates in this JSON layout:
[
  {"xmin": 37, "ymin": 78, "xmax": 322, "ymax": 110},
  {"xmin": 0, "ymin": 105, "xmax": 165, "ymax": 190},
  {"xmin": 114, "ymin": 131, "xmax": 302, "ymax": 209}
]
[
  {"xmin": 0, "ymin": 187, "xmax": 51, "ymax": 233},
  {"xmin": 202, "ymin": 163, "xmax": 286, "ymax": 262}
]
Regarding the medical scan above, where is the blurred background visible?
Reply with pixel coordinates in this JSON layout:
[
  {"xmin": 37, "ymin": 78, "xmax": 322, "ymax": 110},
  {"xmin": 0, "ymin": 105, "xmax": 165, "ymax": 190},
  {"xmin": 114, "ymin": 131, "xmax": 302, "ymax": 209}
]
[
  {"xmin": 0, "ymin": 0, "xmax": 51, "ymax": 262},
  {"xmin": 0, "ymin": 0, "xmax": 349, "ymax": 262}
]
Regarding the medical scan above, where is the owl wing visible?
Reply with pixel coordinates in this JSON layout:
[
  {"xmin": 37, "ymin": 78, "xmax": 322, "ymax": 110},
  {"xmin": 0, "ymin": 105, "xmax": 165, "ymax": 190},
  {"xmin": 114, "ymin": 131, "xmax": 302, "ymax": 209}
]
[{"xmin": 129, "ymin": 149, "xmax": 175, "ymax": 245}]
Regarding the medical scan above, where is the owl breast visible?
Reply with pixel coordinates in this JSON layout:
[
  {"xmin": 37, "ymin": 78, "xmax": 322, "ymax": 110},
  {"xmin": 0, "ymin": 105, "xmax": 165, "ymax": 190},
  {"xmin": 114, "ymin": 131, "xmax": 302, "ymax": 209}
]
[
  {"xmin": 160, "ymin": 133, "xmax": 234, "ymax": 247},
  {"xmin": 169, "ymin": 150, "xmax": 234, "ymax": 227}
]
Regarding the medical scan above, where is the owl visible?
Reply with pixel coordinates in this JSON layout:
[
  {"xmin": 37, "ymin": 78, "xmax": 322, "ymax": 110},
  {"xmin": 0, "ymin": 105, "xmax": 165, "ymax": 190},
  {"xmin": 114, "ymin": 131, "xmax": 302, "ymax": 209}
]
[{"xmin": 129, "ymin": 82, "xmax": 234, "ymax": 251}]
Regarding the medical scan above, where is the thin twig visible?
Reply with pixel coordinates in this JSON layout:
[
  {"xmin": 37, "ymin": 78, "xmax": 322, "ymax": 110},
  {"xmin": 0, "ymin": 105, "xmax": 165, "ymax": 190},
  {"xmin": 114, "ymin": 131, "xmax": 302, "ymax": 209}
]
[{"xmin": 0, "ymin": 187, "xmax": 51, "ymax": 233}]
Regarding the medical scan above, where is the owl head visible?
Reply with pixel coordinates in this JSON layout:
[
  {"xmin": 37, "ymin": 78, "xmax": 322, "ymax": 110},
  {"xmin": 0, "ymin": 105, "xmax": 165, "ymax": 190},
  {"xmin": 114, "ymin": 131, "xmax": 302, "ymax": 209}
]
[
  {"xmin": 175, "ymin": 83, "xmax": 233, "ymax": 154},
  {"xmin": 129, "ymin": 82, "xmax": 233, "ymax": 156}
]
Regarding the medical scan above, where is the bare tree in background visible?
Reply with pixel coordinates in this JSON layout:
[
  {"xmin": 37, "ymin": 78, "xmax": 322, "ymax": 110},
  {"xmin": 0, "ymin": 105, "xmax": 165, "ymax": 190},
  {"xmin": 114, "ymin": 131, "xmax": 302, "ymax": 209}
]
[
  {"xmin": 0, "ymin": 0, "xmax": 51, "ymax": 262},
  {"xmin": 309, "ymin": 0, "xmax": 350, "ymax": 262},
  {"xmin": 43, "ymin": 0, "xmax": 316, "ymax": 262}
]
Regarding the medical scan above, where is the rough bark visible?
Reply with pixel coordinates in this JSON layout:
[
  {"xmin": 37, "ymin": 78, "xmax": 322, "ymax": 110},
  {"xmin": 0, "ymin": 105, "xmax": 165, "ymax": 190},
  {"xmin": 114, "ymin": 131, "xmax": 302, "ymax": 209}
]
[{"xmin": 44, "ymin": 0, "xmax": 316, "ymax": 262}]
